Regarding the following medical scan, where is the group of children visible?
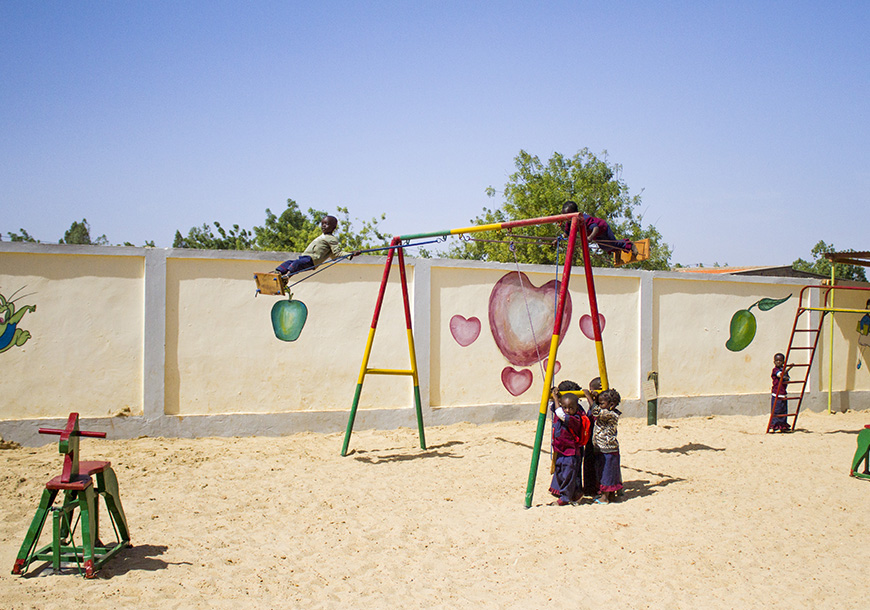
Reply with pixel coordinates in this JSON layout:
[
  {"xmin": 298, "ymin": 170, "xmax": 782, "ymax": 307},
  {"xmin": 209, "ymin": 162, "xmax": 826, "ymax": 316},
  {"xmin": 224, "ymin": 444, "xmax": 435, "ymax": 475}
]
[{"xmin": 549, "ymin": 377, "xmax": 624, "ymax": 505}]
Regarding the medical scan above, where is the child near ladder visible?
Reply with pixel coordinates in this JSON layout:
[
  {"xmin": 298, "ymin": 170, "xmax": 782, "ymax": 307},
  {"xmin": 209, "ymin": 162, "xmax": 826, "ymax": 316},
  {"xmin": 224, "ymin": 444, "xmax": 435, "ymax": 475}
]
[
  {"xmin": 593, "ymin": 388, "xmax": 624, "ymax": 503},
  {"xmin": 769, "ymin": 352, "xmax": 794, "ymax": 433},
  {"xmin": 275, "ymin": 215, "xmax": 358, "ymax": 278},
  {"xmin": 548, "ymin": 388, "xmax": 591, "ymax": 505}
]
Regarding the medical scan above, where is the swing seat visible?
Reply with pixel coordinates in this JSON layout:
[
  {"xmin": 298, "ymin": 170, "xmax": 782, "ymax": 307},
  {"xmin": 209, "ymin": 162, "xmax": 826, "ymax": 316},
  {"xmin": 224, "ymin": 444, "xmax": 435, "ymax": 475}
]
[
  {"xmin": 613, "ymin": 239, "xmax": 650, "ymax": 267},
  {"xmin": 254, "ymin": 272, "xmax": 286, "ymax": 296}
]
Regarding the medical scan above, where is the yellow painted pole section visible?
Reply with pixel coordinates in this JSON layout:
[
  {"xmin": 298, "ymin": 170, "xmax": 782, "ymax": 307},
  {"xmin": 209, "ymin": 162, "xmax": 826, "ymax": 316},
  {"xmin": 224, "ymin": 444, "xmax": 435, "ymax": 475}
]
[
  {"xmin": 828, "ymin": 266, "xmax": 835, "ymax": 414},
  {"xmin": 449, "ymin": 222, "xmax": 505, "ymax": 235},
  {"xmin": 537, "ymin": 335, "xmax": 562, "ymax": 415},
  {"xmin": 357, "ymin": 327, "xmax": 377, "ymax": 385},
  {"xmin": 406, "ymin": 328, "xmax": 421, "ymax": 385},
  {"xmin": 803, "ymin": 306, "xmax": 870, "ymax": 314},
  {"xmin": 595, "ymin": 340, "xmax": 609, "ymax": 390}
]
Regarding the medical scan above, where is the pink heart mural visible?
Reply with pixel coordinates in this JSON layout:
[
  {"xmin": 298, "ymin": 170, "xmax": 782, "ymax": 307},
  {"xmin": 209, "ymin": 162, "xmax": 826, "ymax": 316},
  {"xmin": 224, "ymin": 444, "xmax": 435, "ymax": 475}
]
[
  {"xmin": 489, "ymin": 272, "xmax": 572, "ymax": 367},
  {"xmin": 501, "ymin": 367, "xmax": 533, "ymax": 396},
  {"xmin": 450, "ymin": 315, "xmax": 481, "ymax": 347},
  {"xmin": 543, "ymin": 358, "xmax": 561, "ymax": 376},
  {"xmin": 579, "ymin": 313, "xmax": 606, "ymax": 340}
]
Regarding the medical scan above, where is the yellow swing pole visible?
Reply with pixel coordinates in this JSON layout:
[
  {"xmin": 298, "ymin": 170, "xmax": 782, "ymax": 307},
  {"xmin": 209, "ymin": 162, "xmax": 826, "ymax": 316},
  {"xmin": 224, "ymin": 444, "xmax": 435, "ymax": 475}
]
[{"xmin": 828, "ymin": 264, "xmax": 836, "ymax": 414}]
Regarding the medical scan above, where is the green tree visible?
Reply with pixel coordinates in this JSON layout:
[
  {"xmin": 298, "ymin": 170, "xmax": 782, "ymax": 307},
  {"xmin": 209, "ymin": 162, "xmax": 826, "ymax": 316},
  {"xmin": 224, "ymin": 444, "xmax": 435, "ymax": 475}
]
[
  {"xmin": 59, "ymin": 219, "xmax": 108, "ymax": 245},
  {"xmin": 174, "ymin": 199, "xmax": 391, "ymax": 253},
  {"xmin": 251, "ymin": 199, "xmax": 391, "ymax": 253},
  {"xmin": 793, "ymin": 240, "xmax": 867, "ymax": 281},
  {"xmin": 250, "ymin": 199, "xmax": 322, "ymax": 253},
  {"xmin": 173, "ymin": 222, "xmax": 255, "ymax": 250},
  {"xmin": 4, "ymin": 229, "xmax": 38, "ymax": 242},
  {"xmin": 446, "ymin": 149, "xmax": 671, "ymax": 269}
]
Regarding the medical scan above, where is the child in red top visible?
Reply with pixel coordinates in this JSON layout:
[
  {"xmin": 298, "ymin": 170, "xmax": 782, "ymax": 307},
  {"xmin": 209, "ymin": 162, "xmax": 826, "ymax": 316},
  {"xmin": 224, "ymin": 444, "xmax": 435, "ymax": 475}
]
[
  {"xmin": 548, "ymin": 391, "xmax": 591, "ymax": 505},
  {"xmin": 560, "ymin": 200, "xmax": 635, "ymax": 254}
]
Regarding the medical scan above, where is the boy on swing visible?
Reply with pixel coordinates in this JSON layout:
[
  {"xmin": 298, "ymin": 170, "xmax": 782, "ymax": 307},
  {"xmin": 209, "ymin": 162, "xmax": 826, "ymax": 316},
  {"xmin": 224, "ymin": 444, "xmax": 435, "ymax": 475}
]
[{"xmin": 275, "ymin": 215, "xmax": 359, "ymax": 279}]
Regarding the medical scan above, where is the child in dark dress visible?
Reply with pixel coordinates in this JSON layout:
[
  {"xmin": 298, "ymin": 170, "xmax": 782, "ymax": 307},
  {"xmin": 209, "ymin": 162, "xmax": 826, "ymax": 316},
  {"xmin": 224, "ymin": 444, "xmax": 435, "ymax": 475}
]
[
  {"xmin": 769, "ymin": 352, "xmax": 794, "ymax": 432},
  {"xmin": 582, "ymin": 377, "xmax": 602, "ymax": 497},
  {"xmin": 592, "ymin": 388, "xmax": 623, "ymax": 504}
]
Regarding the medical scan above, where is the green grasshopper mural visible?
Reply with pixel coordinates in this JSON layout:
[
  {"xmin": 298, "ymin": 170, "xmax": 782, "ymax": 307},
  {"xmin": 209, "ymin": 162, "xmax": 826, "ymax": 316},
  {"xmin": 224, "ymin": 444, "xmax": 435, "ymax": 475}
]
[{"xmin": 0, "ymin": 289, "xmax": 36, "ymax": 353}]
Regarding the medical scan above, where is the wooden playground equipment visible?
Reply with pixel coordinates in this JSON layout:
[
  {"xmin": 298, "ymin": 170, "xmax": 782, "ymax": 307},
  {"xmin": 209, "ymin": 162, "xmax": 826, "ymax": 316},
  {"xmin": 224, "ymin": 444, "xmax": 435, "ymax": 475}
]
[
  {"xmin": 12, "ymin": 413, "xmax": 130, "ymax": 578},
  {"xmin": 338, "ymin": 212, "xmax": 648, "ymax": 508}
]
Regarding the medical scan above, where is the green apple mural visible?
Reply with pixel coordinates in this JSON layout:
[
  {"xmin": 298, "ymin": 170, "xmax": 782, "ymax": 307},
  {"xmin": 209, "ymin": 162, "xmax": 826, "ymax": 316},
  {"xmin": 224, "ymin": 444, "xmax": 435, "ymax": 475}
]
[{"xmin": 271, "ymin": 299, "xmax": 308, "ymax": 342}]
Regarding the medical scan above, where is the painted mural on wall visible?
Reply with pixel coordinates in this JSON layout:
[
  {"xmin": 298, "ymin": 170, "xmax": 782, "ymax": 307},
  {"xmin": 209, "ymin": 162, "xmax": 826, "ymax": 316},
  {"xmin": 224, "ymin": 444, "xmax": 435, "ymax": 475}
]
[
  {"xmin": 0, "ymin": 289, "xmax": 37, "ymax": 353},
  {"xmin": 725, "ymin": 295, "xmax": 791, "ymax": 352},
  {"xmin": 271, "ymin": 299, "xmax": 308, "ymax": 342},
  {"xmin": 579, "ymin": 313, "xmax": 606, "ymax": 340},
  {"xmin": 450, "ymin": 271, "xmax": 572, "ymax": 396},
  {"xmin": 858, "ymin": 298, "xmax": 870, "ymax": 349}
]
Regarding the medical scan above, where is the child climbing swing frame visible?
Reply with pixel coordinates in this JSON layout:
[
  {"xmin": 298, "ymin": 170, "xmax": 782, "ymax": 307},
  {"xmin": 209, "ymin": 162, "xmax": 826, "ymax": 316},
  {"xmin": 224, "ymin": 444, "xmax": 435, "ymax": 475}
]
[{"xmin": 340, "ymin": 212, "xmax": 615, "ymax": 508}]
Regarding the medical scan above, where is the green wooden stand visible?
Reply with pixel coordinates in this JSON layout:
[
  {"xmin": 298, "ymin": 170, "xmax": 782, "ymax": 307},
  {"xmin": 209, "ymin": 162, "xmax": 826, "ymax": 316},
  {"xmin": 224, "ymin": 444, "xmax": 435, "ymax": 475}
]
[
  {"xmin": 11, "ymin": 413, "xmax": 130, "ymax": 578},
  {"xmin": 851, "ymin": 425, "xmax": 870, "ymax": 481}
]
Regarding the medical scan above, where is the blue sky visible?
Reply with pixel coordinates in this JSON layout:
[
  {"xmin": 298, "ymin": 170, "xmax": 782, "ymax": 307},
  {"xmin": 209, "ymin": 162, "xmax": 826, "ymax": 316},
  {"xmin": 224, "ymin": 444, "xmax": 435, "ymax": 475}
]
[{"xmin": 2, "ymin": 1, "xmax": 868, "ymax": 266}]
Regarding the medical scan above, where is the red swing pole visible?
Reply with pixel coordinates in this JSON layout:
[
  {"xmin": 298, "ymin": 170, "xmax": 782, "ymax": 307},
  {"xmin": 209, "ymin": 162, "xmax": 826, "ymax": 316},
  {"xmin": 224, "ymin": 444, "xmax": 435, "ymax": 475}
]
[
  {"xmin": 579, "ymin": 222, "xmax": 610, "ymax": 390},
  {"xmin": 396, "ymin": 246, "xmax": 426, "ymax": 449}
]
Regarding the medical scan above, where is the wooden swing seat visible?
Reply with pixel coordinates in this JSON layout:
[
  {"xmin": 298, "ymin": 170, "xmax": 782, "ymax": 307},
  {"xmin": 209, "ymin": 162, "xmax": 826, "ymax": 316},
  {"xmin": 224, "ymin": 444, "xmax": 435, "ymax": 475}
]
[
  {"xmin": 254, "ymin": 272, "xmax": 286, "ymax": 296},
  {"xmin": 614, "ymin": 239, "xmax": 650, "ymax": 267}
]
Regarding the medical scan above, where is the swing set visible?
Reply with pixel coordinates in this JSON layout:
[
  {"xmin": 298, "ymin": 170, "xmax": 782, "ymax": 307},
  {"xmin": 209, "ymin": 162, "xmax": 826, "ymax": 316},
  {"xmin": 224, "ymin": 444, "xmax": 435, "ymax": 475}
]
[
  {"xmin": 253, "ymin": 211, "xmax": 648, "ymax": 506},
  {"xmin": 333, "ymin": 212, "xmax": 648, "ymax": 508}
]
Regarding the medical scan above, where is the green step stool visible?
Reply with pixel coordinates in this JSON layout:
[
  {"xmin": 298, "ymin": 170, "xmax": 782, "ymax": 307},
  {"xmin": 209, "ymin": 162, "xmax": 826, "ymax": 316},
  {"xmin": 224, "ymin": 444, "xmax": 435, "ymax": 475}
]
[{"xmin": 11, "ymin": 413, "xmax": 130, "ymax": 578}]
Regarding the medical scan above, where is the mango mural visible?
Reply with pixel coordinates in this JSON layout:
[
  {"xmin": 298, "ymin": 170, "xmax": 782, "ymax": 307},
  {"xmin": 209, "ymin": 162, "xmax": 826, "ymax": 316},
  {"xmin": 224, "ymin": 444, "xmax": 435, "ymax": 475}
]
[
  {"xmin": 725, "ymin": 295, "xmax": 791, "ymax": 352},
  {"xmin": 0, "ymin": 289, "xmax": 36, "ymax": 353}
]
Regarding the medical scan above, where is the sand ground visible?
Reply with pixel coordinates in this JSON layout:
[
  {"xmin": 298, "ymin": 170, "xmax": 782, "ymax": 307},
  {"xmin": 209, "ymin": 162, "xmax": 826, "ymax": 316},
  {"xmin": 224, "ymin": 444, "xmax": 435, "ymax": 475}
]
[{"xmin": 1, "ymin": 408, "xmax": 868, "ymax": 610}]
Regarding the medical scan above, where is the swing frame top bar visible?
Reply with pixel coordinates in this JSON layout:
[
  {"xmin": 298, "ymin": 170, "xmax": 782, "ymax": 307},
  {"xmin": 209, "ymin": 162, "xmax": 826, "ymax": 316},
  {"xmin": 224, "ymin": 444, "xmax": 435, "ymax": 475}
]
[{"xmin": 398, "ymin": 213, "xmax": 579, "ymax": 242}]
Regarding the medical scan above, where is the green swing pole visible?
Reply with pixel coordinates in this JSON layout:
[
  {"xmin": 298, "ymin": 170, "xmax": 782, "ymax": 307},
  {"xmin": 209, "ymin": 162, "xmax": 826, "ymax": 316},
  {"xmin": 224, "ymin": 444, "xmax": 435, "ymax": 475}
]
[{"xmin": 524, "ymin": 216, "xmax": 580, "ymax": 508}]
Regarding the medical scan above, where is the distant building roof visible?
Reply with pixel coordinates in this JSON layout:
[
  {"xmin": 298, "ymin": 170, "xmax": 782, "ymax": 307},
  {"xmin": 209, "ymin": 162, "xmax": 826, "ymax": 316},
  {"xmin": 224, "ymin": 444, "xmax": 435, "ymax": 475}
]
[{"xmin": 672, "ymin": 265, "xmax": 827, "ymax": 279}]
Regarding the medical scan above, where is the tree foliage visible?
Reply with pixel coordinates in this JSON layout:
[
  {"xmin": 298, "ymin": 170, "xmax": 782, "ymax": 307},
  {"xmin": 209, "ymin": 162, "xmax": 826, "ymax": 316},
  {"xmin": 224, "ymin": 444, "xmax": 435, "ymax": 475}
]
[
  {"xmin": 173, "ymin": 222, "xmax": 256, "ymax": 250},
  {"xmin": 445, "ymin": 149, "xmax": 671, "ymax": 270},
  {"xmin": 173, "ymin": 199, "xmax": 392, "ymax": 253},
  {"xmin": 793, "ymin": 240, "xmax": 867, "ymax": 282},
  {"xmin": 4, "ymin": 228, "xmax": 38, "ymax": 242},
  {"xmin": 58, "ymin": 219, "xmax": 109, "ymax": 245}
]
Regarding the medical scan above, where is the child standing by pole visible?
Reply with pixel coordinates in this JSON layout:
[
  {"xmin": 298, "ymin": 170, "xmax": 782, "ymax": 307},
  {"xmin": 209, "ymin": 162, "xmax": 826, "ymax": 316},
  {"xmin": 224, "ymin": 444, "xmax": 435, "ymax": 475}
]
[
  {"xmin": 548, "ymin": 392, "xmax": 590, "ymax": 505},
  {"xmin": 768, "ymin": 352, "xmax": 794, "ymax": 432},
  {"xmin": 592, "ymin": 388, "xmax": 623, "ymax": 504}
]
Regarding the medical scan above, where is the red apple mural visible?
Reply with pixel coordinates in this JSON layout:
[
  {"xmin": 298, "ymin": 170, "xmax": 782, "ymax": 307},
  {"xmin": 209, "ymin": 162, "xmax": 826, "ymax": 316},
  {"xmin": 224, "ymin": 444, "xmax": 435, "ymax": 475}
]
[{"xmin": 488, "ymin": 271, "xmax": 572, "ymax": 367}]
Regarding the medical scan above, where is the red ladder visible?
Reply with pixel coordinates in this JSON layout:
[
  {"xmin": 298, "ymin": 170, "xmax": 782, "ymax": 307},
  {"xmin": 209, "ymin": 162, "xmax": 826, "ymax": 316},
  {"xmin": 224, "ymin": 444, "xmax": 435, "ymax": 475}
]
[
  {"xmin": 767, "ymin": 285, "xmax": 825, "ymax": 433},
  {"xmin": 767, "ymin": 284, "xmax": 870, "ymax": 432}
]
